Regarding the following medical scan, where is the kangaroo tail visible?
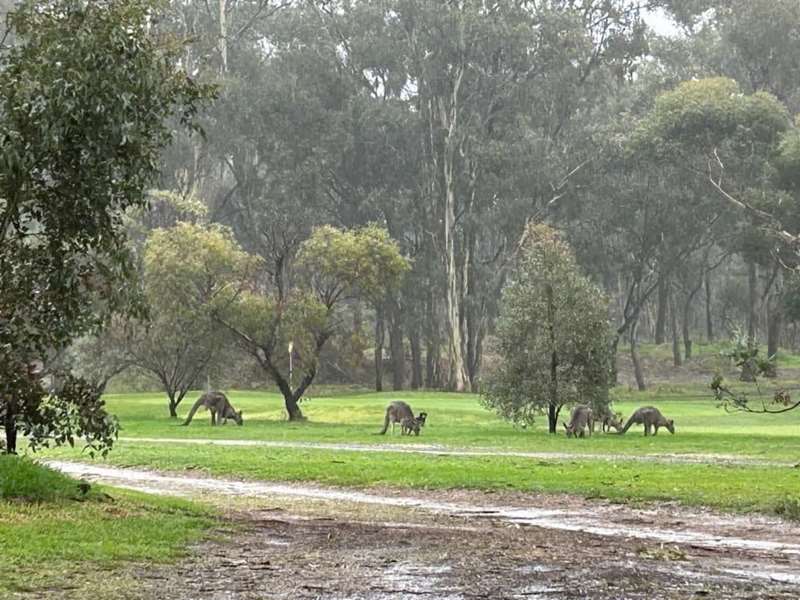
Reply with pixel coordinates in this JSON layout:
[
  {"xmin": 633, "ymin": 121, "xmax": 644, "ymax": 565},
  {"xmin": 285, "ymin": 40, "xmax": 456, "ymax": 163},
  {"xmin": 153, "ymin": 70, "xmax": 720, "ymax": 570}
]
[
  {"xmin": 181, "ymin": 397, "xmax": 204, "ymax": 426},
  {"xmin": 379, "ymin": 408, "xmax": 390, "ymax": 434},
  {"xmin": 619, "ymin": 415, "xmax": 635, "ymax": 434}
]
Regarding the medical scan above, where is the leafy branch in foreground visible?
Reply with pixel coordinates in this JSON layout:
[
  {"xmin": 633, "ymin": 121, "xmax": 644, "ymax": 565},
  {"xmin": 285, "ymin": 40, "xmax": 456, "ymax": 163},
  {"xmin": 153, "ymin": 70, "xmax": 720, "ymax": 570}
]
[{"xmin": 711, "ymin": 331, "xmax": 799, "ymax": 414}]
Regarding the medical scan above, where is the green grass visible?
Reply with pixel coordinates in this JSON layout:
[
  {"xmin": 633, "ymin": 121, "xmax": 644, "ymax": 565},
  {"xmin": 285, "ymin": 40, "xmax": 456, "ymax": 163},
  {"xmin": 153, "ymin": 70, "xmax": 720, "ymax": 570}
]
[
  {"xmin": 35, "ymin": 386, "xmax": 800, "ymax": 519},
  {"xmin": 0, "ymin": 455, "xmax": 216, "ymax": 596},
  {"xmin": 97, "ymin": 387, "xmax": 800, "ymax": 459}
]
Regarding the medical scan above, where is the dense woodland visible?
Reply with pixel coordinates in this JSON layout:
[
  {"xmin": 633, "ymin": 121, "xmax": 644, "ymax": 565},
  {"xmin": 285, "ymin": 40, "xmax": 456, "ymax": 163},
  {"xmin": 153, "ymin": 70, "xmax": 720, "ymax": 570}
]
[
  {"xmin": 133, "ymin": 0, "xmax": 800, "ymax": 393},
  {"xmin": 5, "ymin": 0, "xmax": 800, "ymax": 434}
]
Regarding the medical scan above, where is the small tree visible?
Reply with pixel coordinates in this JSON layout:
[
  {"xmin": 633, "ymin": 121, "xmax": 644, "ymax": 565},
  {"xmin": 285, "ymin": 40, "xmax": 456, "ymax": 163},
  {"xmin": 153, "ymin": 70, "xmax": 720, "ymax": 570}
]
[
  {"xmin": 221, "ymin": 224, "xmax": 409, "ymax": 421},
  {"xmin": 127, "ymin": 223, "xmax": 258, "ymax": 417},
  {"xmin": 482, "ymin": 224, "xmax": 612, "ymax": 434}
]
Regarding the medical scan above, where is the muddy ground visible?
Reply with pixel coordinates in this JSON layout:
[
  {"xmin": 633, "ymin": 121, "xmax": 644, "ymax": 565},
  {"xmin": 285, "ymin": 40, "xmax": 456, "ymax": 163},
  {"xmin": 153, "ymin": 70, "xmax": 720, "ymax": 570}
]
[{"xmin": 30, "ymin": 462, "xmax": 800, "ymax": 599}]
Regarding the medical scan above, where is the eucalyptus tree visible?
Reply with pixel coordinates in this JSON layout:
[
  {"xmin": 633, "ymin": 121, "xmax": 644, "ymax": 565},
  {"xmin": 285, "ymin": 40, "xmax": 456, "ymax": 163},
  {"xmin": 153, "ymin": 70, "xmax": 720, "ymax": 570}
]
[{"xmin": 0, "ymin": 0, "xmax": 211, "ymax": 454}]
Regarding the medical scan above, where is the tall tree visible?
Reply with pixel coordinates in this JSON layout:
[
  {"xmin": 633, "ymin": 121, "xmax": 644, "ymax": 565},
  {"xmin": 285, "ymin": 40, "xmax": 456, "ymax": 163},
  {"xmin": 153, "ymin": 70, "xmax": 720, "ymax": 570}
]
[{"xmin": 0, "ymin": 0, "xmax": 211, "ymax": 454}]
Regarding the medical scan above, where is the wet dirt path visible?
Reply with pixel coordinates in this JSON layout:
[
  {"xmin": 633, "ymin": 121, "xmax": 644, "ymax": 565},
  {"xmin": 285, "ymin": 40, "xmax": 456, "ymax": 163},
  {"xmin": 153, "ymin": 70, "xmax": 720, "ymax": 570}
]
[
  {"xmin": 117, "ymin": 436, "xmax": 793, "ymax": 467},
  {"xmin": 43, "ymin": 460, "xmax": 800, "ymax": 599}
]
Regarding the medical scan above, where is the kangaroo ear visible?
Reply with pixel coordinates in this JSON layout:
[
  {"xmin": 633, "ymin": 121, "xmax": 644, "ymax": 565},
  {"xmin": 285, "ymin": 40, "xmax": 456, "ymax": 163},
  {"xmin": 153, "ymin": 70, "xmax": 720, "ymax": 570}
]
[{"xmin": 562, "ymin": 423, "xmax": 568, "ymax": 429}]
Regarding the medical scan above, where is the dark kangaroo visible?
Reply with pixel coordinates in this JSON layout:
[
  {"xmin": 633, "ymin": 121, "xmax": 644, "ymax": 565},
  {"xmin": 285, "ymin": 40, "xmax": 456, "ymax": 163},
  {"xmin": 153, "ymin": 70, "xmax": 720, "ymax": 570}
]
[
  {"xmin": 379, "ymin": 401, "xmax": 427, "ymax": 435},
  {"xmin": 619, "ymin": 406, "xmax": 674, "ymax": 436},
  {"xmin": 182, "ymin": 391, "xmax": 243, "ymax": 426},
  {"xmin": 563, "ymin": 405, "xmax": 594, "ymax": 438},
  {"xmin": 594, "ymin": 408, "xmax": 624, "ymax": 433}
]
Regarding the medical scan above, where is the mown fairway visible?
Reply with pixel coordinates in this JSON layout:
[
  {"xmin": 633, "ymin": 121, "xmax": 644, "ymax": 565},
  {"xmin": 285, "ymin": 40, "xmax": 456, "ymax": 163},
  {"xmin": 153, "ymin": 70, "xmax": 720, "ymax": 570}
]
[{"xmin": 39, "ymin": 386, "xmax": 800, "ymax": 517}]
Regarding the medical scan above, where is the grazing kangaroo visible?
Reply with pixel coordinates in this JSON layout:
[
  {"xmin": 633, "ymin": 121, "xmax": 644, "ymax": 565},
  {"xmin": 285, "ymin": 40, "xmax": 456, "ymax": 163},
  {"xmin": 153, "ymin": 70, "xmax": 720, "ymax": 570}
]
[
  {"xmin": 379, "ymin": 401, "xmax": 427, "ymax": 435},
  {"xmin": 594, "ymin": 408, "xmax": 624, "ymax": 433},
  {"xmin": 182, "ymin": 391, "xmax": 243, "ymax": 426},
  {"xmin": 400, "ymin": 417, "xmax": 424, "ymax": 435},
  {"xmin": 563, "ymin": 405, "xmax": 594, "ymax": 438},
  {"xmin": 619, "ymin": 406, "xmax": 674, "ymax": 436}
]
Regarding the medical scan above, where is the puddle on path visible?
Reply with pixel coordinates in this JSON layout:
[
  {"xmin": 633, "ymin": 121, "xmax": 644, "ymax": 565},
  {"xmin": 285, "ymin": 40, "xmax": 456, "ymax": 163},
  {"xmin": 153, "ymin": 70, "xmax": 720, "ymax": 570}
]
[{"xmin": 46, "ymin": 460, "xmax": 800, "ymax": 559}]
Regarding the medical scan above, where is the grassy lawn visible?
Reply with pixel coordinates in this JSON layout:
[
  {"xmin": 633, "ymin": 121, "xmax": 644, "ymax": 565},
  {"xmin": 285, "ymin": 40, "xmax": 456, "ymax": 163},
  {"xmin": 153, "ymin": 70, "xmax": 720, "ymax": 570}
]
[
  {"xmin": 35, "ymin": 385, "xmax": 800, "ymax": 519},
  {"xmin": 93, "ymin": 386, "xmax": 800, "ymax": 459},
  {"xmin": 0, "ymin": 455, "xmax": 217, "ymax": 596}
]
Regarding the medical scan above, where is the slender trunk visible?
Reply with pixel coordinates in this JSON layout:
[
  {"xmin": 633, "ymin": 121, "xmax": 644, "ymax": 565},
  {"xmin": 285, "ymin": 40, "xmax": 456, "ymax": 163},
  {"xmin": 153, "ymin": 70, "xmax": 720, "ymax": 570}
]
[
  {"xmin": 388, "ymin": 305, "xmax": 405, "ymax": 391},
  {"xmin": 630, "ymin": 318, "xmax": 646, "ymax": 391},
  {"xmin": 168, "ymin": 391, "xmax": 178, "ymax": 418},
  {"xmin": 374, "ymin": 304, "xmax": 385, "ymax": 392},
  {"xmin": 682, "ymin": 293, "xmax": 693, "ymax": 360},
  {"xmin": 767, "ymin": 289, "xmax": 783, "ymax": 360},
  {"xmin": 655, "ymin": 277, "xmax": 668, "ymax": 344},
  {"xmin": 546, "ymin": 284, "xmax": 559, "ymax": 434},
  {"xmin": 748, "ymin": 260, "xmax": 758, "ymax": 342},
  {"xmin": 425, "ymin": 290, "xmax": 440, "ymax": 388},
  {"xmin": 410, "ymin": 325, "xmax": 422, "ymax": 390},
  {"xmin": 705, "ymin": 270, "xmax": 714, "ymax": 342},
  {"xmin": 3, "ymin": 410, "xmax": 17, "ymax": 454},
  {"xmin": 669, "ymin": 287, "xmax": 682, "ymax": 367},
  {"xmin": 609, "ymin": 335, "xmax": 620, "ymax": 386},
  {"xmin": 218, "ymin": 0, "xmax": 227, "ymax": 74}
]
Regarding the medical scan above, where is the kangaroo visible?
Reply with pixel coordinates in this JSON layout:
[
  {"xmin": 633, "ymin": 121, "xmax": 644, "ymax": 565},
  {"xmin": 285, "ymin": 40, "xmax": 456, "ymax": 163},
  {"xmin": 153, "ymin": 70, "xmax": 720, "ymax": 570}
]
[
  {"xmin": 181, "ymin": 391, "xmax": 243, "ymax": 426},
  {"xmin": 619, "ymin": 406, "xmax": 674, "ymax": 436},
  {"xmin": 379, "ymin": 401, "xmax": 427, "ymax": 435},
  {"xmin": 563, "ymin": 405, "xmax": 594, "ymax": 438},
  {"xmin": 594, "ymin": 408, "xmax": 624, "ymax": 433},
  {"xmin": 400, "ymin": 416, "xmax": 422, "ymax": 436}
]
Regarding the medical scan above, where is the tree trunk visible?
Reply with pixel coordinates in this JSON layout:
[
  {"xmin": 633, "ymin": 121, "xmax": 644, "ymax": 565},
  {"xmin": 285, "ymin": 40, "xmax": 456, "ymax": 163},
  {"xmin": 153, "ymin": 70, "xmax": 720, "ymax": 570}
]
[
  {"xmin": 409, "ymin": 325, "xmax": 422, "ymax": 390},
  {"xmin": 655, "ymin": 277, "xmax": 668, "ymax": 344},
  {"xmin": 630, "ymin": 318, "xmax": 646, "ymax": 391},
  {"xmin": 3, "ymin": 410, "xmax": 17, "ymax": 454},
  {"xmin": 388, "ymin": 304, "xmax": 405, "ymax": 391},
  {"xmin": 437, "ymin": 89, "xmax": 469, "ymax": 392},
  {"xmin": 424, "ymin": 290, "xmax": 440, "ymax": 389},
  {"xmin": 748, "ymin": 260, "xmax": 758, "ymax": 342},
  {"xmin": 669, "ymin": 287, "xmax": 682, "ymax": 367},
  {"xmin": 168, "ymin": 392, "xmax": 178, "ymax": 418},
  {"xmin": 546, "ymin": 284, "xmax": 559, "ymax": 434},
  {"xmin": 767, "ymin": 289, "xmax": 783, "ymax": 361},
  {"xmin": 374, "ymin": 304, "xmax": 385, "ymax": 392},
  {"xmin": 218, "ymin": 0, "xmax": 227, "ymax": 74},
  {"xmin": 548, "ymin": 403, "xmax": 561, "ymax": 435},
  {"xmin": 682, "ymin": 293, "xmax": 693, "ymax": 361},
  {"xmin": 705, "ymin": 270, "xmax": 714, "ymax": 342}
]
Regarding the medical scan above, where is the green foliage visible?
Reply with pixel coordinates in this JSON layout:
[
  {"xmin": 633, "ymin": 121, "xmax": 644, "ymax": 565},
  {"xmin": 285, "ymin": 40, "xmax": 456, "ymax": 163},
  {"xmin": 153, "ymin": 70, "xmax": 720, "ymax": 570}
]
[
  {"xmin": 711, "ymin": 331, "xmax": 798, "ymax": 414},
  {"xmin": 298, "ymin": 224, "xmax": 410, "ymax": 306},
  {"xmin": 122, "ymin": 222, "xmax": 259, "ymax": 414},
  {"xmin": 0, "ymin": 0, "xmax": 213, "ymax": 453},
  {"xmin": 483, "ymin": 224, "xmax": 612, "ymax": 430},
  {"xmin": 632, "ymin": 77, "xmax": 789, "ymax": 156}
]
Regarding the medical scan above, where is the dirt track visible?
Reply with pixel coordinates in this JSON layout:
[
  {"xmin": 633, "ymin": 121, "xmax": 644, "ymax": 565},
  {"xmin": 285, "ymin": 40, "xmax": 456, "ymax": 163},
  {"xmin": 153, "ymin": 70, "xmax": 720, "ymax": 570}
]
[{"xmin": 45, "ymin": 460, "xmax": 800, "ymax": 599}]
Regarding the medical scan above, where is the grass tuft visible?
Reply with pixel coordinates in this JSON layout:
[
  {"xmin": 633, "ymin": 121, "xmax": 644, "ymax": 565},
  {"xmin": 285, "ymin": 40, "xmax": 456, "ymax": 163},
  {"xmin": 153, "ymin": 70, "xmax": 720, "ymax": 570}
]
[{"xmin": 0, "ymin": 454, "xmax": 86, "ymax": 502}]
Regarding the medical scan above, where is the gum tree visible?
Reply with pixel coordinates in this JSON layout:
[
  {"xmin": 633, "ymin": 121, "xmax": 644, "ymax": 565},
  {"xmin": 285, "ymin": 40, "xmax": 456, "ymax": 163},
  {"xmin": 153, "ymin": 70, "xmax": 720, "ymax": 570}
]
[{"xmin": 0, "ymin": 0, "xmax": 211, "ymax": 453}]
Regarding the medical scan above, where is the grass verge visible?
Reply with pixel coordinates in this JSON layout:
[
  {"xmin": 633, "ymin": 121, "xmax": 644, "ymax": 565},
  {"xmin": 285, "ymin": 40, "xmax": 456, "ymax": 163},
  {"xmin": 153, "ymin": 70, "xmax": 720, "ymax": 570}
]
[{"xmin": 0, "ymin": 455, "xmax": 216, "ymax": 596}]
